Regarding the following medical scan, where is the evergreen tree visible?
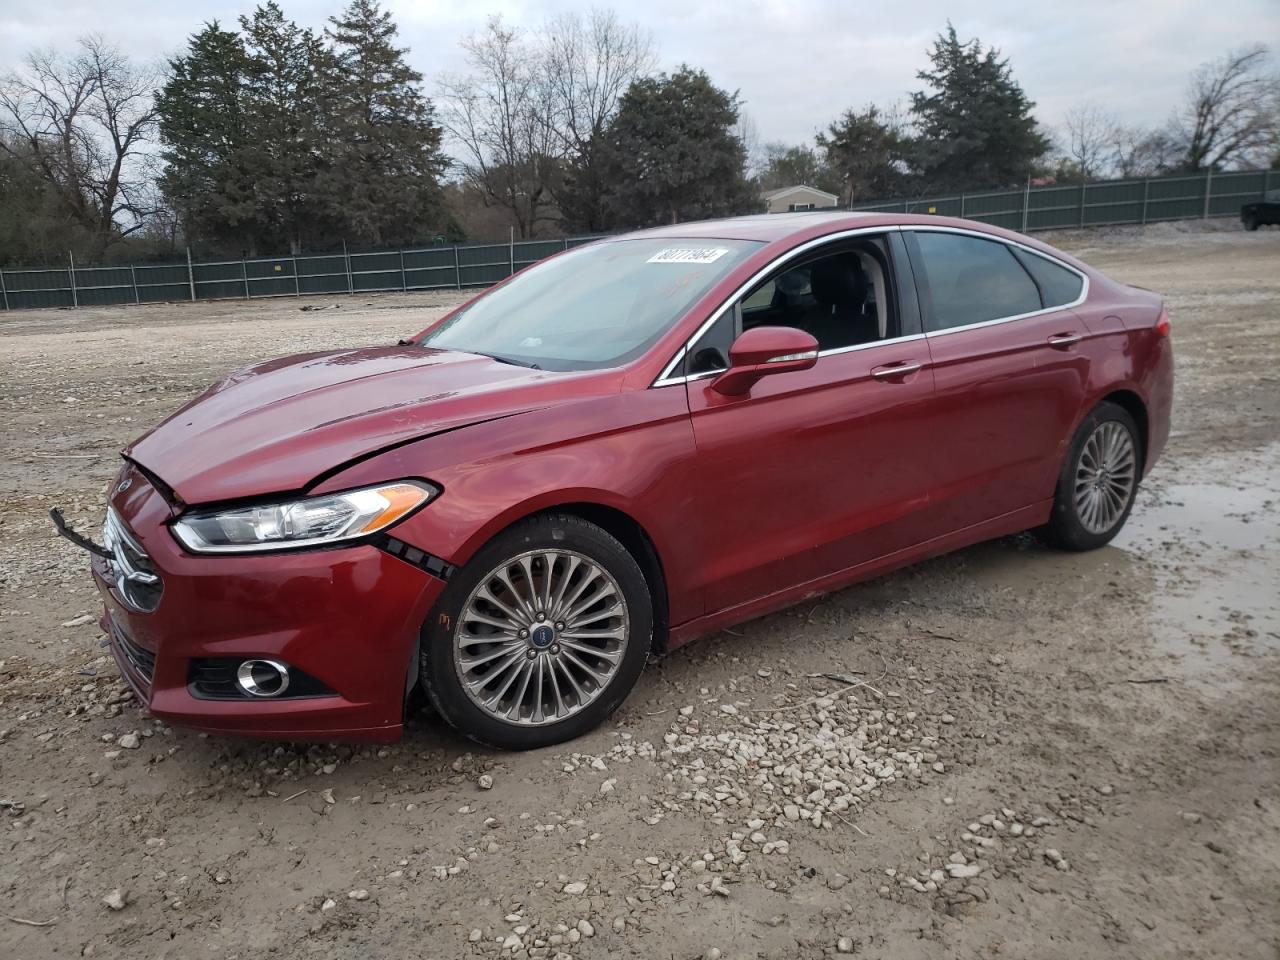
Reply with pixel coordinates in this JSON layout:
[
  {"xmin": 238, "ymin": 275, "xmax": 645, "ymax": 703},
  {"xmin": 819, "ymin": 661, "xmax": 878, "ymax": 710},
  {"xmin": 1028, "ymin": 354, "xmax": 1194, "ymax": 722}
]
[
  {"xmin": 600, "ymin": 66, "xmax": 755, "ymax": 227},
  {"xmin": 0, "ymin": 137, "xmax": 79, "ymax": 265},
  {"xmin": 238, "ymin": 1, "xmax": 336, "ymax": 253},
  {"xmin": 816, "ymin": 106, "xmax": 909, "ymax": 204},
  {"xmin": 156, "ymin": 21, "xmax": 257, "ymax": 252},
  {"xmin": 324, "ymin": 0, "xmax": 449, "ymax": 246},
  {"xmin": 909, "ymin": 24, "xmax": 1049, "ymax": 191}
]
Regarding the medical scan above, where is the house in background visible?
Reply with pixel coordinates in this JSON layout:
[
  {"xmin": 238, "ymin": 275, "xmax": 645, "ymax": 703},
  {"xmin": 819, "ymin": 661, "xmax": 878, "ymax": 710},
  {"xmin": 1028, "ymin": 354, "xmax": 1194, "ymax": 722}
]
[{"xmin": 762, "ymin": 185, "xmax": 841, "ymax": 214}]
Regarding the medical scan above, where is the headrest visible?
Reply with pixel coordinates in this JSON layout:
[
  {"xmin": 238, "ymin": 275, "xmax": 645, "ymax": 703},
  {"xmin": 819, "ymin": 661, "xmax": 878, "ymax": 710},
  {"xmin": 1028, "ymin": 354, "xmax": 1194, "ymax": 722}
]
[{"xmin": 809, "ymin": 254, "xmax": 867, "ymax": 308}]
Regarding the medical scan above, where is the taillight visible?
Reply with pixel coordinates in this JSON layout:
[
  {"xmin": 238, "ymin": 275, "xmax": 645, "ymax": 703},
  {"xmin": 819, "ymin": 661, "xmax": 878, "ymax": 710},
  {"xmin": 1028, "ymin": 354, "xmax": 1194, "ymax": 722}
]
[{"xmin": 1155, "ymin": 308, "xmax": 1171, "ymax": 337}]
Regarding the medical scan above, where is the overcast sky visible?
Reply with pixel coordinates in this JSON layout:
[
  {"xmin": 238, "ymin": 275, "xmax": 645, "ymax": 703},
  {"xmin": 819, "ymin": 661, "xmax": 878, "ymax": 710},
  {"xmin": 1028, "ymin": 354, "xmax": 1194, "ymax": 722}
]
[{"xmin": 3, "ymin": 0, "xmax": 1277, "ymax": 151}]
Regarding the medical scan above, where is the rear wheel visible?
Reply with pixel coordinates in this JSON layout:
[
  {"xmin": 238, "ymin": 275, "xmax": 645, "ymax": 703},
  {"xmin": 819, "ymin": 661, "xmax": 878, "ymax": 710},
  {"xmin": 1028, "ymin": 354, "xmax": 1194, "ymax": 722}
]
[
  {"xmin": 421, "ymin": 513, "xmax": 651, "ymax": 750},
  {"xmin": 1243, "ymin": 213, "xmax": 1259, "ymax": 231},
  {"xmin": 1042, "ymin": 402, "xmax": 1141, "ymax": 551}
]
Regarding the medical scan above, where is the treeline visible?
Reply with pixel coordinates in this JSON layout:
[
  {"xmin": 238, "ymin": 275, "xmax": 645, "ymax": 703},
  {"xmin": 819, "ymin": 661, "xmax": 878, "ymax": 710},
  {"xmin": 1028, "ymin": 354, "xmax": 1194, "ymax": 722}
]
[
  {"xmin": 1, "ymin": 4, "xmax": 1277, "ymax": 267},
  {"xmin": 760, "ymin": 37, "xmax": 1279, "ymax": 203},
  {"xmin": 157, "ymin": 1, "xmax": 450, "ymax": 258}
]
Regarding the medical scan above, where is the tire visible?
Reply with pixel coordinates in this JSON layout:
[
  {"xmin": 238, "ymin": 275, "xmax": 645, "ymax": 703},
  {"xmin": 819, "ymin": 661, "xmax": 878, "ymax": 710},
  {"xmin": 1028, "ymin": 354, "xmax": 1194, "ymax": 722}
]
[
  {"xmin": 1041, "ymin": 402, "xmax": 1142, "ymax": 551},
  {"xmin": 420, "ymin": 513, "xmax": 652, "ymax": 750},
  {"xmin": 1243, "ymin": 214, "xmax": 1258, "ymax": 231}
]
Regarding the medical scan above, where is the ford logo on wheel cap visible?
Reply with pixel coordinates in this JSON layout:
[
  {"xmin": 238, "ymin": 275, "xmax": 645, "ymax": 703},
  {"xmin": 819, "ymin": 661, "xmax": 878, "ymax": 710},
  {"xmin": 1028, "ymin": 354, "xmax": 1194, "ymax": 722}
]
[{"xmin": 531, "ymin": 625, "xmax": 555, "ymax": 648}]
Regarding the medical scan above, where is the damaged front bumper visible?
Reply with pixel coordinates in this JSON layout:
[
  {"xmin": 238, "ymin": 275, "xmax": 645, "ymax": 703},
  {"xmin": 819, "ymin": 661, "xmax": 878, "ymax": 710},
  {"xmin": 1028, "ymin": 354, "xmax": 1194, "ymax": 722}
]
[{"xmin": 52, "ymin": 463, "xmax": 447, "ymax": 743}]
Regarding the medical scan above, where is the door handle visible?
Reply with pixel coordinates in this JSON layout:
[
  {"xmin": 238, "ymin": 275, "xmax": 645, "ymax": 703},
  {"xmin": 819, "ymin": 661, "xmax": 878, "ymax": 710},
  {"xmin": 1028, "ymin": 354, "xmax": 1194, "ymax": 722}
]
[
  {"xmin": 870, "ymin": 361, "xmax": 923, "ymax": 380},
  {"xmin": 1047, "ymin": 332, "xmax": 1083, "ymax": 349}
]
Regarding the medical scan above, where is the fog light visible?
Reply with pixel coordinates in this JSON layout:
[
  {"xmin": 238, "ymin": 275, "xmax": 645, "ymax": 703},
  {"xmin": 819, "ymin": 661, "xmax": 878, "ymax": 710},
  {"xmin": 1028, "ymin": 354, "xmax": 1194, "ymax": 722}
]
[{"xmin": 236, "ymin": 659, "xmax": 291, "ymax": 697}]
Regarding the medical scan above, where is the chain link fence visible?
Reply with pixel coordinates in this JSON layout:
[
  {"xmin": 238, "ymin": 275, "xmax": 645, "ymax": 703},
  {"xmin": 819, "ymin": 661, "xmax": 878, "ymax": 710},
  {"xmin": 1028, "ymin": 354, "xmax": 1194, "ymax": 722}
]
[
  {"xmin": 855, "ymin": 168, "xmax": 1275, "ymax": 232},
  {"xmin": 1, "ymin": 168, "xmax": 1275, "ymax": 312},
  {"xmin": 0, "ymin": 235, "xmax": 604, "ymax": 311}
]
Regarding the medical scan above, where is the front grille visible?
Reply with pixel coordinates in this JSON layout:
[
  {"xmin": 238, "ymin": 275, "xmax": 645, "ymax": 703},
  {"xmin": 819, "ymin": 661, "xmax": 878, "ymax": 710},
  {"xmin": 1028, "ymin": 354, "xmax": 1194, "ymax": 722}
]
[
  {"xmin": 111, "ymin": 621, "xmax": 156, "ymax": 685},
  {"xmin": 103, "ymin": 508, "xmax": 163, "ymax": 612}
]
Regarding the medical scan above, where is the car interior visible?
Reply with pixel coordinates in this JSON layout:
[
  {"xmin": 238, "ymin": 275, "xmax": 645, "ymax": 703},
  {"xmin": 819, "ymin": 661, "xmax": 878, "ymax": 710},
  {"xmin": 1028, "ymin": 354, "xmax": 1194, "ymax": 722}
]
[{"xmin": 685, "ymin": 239, "xmax": 898, "ymax": 376}]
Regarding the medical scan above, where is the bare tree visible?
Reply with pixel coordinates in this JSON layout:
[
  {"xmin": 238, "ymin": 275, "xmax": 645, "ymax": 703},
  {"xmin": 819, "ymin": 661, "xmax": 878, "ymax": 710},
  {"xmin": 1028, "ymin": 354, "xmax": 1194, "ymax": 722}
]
[
  {"xmin": 1061, "ymin": 103, "xmax": 1120, "ymax": 180},
  {"xmin": 541, "ymin": 9, "xmax": 654, "ymax": 232},
  {"xmin": 0, "ymin": 36, "xmax": 158, "ymax": 259},
  {"xmin": 543, "ymin": 10, "xmax": 653, "ymax": 158},
  {"xmin": 735, "ymin": 111, "xmax": 763, "ymax": 180},
  {"xmin": 1112, "ymin": 125, "xmax": 1179, "ymax": 178},
  {"xmin": 1172, "ymin": 44, "xmax": 1279, "ymax": 170},
  {"xmin": 438, "ymin": 17, "xmax": 560, "ymax": 238}
]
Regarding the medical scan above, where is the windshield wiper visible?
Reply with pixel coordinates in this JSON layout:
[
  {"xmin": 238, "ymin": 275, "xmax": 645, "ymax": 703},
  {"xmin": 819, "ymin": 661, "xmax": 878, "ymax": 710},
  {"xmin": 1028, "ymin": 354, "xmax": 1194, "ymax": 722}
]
[{"xmin": 471, "ymin": 351, "xmax": 541, "ymax": 370}]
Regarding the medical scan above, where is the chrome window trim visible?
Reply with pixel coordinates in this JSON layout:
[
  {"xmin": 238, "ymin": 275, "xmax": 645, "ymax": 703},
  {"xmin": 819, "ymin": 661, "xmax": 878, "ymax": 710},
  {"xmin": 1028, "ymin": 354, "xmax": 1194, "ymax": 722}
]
[
  {"xmin": 649, "ymin": 223, "xmax": 1091, "ymax": 387},
  {"xmin": 816, "ymin": 332, "xmax": 926, "ymax": 359},
  {"xmin": 902, "ymin": 225, "xmax": 1090, "ymax": 339},
  {"xmin": 651, "ymin": 225, "xmax": 903, "ymax": 388},
  {"xmin": 659, "ymin": 332, "xmax": 930, "ymax": 386}
]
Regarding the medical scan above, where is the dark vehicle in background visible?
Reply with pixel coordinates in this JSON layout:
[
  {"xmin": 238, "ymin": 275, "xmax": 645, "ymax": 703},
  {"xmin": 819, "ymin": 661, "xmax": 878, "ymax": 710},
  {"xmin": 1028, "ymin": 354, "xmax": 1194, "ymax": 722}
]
[{"xmin": 1241, "ymin": 190, "xmax": 1280, "ymax": 230}]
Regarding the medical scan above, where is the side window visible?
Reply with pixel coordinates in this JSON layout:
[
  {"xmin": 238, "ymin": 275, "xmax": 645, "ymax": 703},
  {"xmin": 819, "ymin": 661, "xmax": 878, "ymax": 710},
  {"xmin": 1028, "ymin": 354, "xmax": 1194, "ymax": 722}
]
[
  {"xmin": 1013, "ymin": 248, "xmax": 1084, "ymax": 308},
  {"xmin": 911, "ymin": 232, "xmax": 1042, "ymax": 331},
  {"xmin": 684, "ymin": 305, "xmax": 737, "ymax": 376},
  {"xmin": 742, "ymin": 281, "xmax": 776, "ymax": 310},
  {"xmin": 681, "ymin": 234, "xmax": 903, "ymax": 376},
  {"xmin": 738, "ymin": 237, "xmax": 897, "ymax": 351}
]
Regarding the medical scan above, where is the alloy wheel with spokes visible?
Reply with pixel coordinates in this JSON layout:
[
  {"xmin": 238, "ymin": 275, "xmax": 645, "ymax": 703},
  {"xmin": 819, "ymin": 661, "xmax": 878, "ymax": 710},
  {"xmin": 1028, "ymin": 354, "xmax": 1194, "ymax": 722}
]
[
  {"xmin": 453, "ymin": 549, "xmax": 630, "ymax": 726},
  {"xmin": 1042, "ymin": 402, "xmax": 1143, "ymax": 551},
  {"xmin": 1073, "ymin": 420, "xmax": 1137, "ymax": 534}
]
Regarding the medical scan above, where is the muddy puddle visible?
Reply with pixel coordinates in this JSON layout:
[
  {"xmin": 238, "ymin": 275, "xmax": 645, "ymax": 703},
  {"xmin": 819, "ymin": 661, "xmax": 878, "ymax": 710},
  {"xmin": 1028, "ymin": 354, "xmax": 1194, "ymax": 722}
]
[{"xmin": 1116, "ymin": 442, "xmax": 1280, "ymax": 680}]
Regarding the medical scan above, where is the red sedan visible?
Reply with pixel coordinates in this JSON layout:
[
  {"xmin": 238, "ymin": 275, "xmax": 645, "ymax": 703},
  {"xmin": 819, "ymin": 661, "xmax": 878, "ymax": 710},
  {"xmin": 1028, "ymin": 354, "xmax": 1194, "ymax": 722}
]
[{"xmin": 61, "ymin": 213, "xmax": 1173, "ymax": 749}]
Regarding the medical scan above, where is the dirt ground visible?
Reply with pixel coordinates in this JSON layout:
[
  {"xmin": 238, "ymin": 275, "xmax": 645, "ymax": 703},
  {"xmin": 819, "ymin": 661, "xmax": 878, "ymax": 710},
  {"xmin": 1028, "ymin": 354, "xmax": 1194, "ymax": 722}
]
[{"xmin": 1, "ymin": 221, "xmax": 1277, "ymax": 960}]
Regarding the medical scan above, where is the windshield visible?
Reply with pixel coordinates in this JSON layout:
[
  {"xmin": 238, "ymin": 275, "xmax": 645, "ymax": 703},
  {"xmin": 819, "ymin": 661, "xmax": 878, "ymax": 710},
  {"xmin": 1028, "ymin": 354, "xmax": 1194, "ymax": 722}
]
[{"xmin": 418, "ymin": 238, "xmax": 762, "ymax": 371}]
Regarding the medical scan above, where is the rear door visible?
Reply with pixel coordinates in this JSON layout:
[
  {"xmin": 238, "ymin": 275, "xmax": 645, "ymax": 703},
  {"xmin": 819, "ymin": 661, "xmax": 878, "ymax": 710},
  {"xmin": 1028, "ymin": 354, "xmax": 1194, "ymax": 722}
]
[
  {"xmin": 674, "ymin": 231, "xmax": 938, "ymax": 616},
  {"xmin": 904, "ymin": 228, "xmax": 1092, "ymax": 530}
]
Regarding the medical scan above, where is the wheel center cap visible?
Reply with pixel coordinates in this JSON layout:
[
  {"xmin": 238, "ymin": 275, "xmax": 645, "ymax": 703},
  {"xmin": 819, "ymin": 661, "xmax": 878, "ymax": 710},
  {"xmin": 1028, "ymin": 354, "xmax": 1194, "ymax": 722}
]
[{"xmin": 531, "ymin": 625, "xmax": 556, "ymax": 648}]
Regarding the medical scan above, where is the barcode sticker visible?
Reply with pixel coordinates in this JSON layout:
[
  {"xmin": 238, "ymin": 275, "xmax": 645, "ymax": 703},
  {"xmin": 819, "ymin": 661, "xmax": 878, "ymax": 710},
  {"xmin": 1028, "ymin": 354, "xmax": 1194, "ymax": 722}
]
[{"xmin": 647, "ymin": 247, "xmax": 730, "ymax": 264}]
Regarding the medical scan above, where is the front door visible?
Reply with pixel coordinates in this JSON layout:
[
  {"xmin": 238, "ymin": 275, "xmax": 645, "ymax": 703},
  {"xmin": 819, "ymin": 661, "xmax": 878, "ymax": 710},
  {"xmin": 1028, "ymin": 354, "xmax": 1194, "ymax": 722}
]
[{"xmin": 681, "ymin": 234, "xmax": 938, "ymax": 616}]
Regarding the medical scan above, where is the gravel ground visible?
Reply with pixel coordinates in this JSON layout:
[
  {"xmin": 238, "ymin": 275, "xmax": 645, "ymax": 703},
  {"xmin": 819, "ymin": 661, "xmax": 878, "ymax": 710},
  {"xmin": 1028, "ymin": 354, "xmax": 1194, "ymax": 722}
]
[{"xmin": 1, "ymin": 221, "xmax": 1278, "ymax": 960}]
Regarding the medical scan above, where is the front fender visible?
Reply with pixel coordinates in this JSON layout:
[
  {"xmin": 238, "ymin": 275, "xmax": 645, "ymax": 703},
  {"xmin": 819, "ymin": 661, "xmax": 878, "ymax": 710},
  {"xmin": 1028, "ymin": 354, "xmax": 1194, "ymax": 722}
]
[{"xmin": 313, "ymin": 387, "xmax": 705, "ymax": 625}]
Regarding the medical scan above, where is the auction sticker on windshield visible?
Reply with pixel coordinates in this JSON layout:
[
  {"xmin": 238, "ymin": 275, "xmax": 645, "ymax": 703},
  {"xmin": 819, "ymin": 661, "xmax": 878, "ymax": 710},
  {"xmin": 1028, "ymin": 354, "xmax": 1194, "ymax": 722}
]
[{"xmin": 647, "ymin": 248, "xmax": 730, "ymax": 264}]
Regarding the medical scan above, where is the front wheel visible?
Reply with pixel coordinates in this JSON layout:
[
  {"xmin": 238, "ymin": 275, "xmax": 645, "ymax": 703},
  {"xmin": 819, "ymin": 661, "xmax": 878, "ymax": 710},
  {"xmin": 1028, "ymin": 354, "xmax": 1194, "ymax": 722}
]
[
  {"xmin": 1242, "ymin": 214, "xmax": 1259, "ymax": 231},
  {"xmin": 1041, "ymin": 402, "xmax": 1141, "ymax": 551},
  {"xmin": 420, "ymin": 514, "xmax": 651, "ymax": 750}
]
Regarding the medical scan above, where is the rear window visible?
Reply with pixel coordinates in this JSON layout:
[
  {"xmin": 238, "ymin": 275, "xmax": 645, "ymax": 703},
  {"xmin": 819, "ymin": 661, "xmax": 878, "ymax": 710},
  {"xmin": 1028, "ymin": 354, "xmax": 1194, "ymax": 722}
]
[
  {"xmin": 912, "ymin": 232, "xmax": 1042, "ymax": 331},
  {"xmin": 419, "ymin": 238, "xmax": 761, "ymax": 371},
  {"xmin": 1014, "ymin": 248, "xmax": 1084, "ymax": 308}
]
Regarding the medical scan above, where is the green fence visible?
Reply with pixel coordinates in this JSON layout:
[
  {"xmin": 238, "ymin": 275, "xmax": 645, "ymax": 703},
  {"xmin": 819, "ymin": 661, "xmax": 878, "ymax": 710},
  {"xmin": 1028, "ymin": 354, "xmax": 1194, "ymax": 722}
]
[
  {"xmin": 1, "ymin": 168, "xmax": 1275, "ymax": 312},
  {"xmin": 0, "ymin": 235, "xmax": 604, "ymax": 311},
  {"xmin": 855, "ymin": 168, "xmax": 1276, "ymax": 232}
]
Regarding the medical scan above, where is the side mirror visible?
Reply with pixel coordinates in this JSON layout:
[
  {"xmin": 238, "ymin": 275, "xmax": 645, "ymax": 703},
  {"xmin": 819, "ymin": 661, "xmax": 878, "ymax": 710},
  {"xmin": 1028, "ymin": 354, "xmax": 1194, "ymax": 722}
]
[{"xmin": 710, "ymin": 326, "xmax": 819, "ymax": 396}]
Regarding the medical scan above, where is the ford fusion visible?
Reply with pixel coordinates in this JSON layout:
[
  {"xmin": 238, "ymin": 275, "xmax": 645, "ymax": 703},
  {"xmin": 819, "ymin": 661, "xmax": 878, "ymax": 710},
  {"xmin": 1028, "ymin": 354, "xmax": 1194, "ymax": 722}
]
[{"xmin": 57, "ymin": 212, "xmax": 1173, "ymax": 750}]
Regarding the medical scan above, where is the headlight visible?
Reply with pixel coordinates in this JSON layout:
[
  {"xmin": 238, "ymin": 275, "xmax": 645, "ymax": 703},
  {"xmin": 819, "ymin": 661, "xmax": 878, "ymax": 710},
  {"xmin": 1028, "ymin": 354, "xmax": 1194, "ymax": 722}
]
[{"xmin": 171, "ymin": 481, "xmax": 438, "ymax": 554}]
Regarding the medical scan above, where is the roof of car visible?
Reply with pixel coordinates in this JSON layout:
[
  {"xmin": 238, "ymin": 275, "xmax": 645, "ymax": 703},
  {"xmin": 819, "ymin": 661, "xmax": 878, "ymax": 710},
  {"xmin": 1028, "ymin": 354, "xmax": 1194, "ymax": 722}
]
[
  {"xmin": 603, "ymin": 210, "xmax": 1096, "ymax": 276},
  {"xmin": 618, "ymin": 211, "xmax": 893, "ymax": 243}
]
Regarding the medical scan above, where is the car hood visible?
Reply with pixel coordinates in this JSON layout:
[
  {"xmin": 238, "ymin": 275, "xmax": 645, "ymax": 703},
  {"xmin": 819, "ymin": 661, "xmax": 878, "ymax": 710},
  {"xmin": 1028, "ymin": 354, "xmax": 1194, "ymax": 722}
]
[{"xmin": 126, "ymin": 345, "xmax": 580, "ymax": 504}]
